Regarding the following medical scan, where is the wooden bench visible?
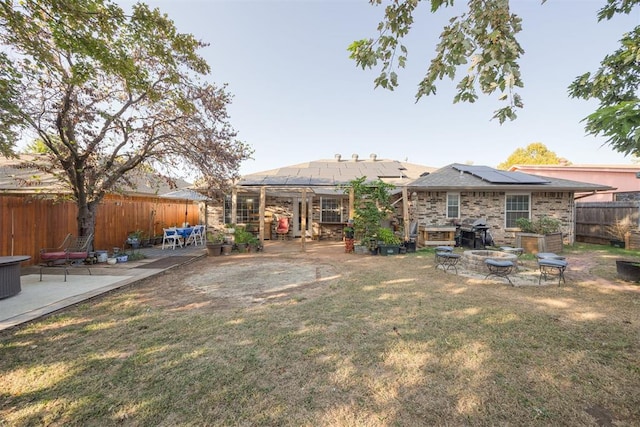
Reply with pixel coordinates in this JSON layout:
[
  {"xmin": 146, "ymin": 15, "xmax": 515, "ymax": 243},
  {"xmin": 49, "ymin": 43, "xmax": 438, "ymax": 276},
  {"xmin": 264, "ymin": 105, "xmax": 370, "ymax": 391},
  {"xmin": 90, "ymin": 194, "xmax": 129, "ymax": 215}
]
[{"xmin": 484, "ymin": 259, "xmax": 515, "ymax": 285}]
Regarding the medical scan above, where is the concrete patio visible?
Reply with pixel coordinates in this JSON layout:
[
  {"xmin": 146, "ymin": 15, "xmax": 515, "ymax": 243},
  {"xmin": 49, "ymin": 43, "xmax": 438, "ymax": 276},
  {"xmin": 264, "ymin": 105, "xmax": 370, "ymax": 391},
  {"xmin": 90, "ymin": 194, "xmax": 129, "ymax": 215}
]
[{"xmin": 0, "ymin": 244, "xmax": 207, "ymax": 331}]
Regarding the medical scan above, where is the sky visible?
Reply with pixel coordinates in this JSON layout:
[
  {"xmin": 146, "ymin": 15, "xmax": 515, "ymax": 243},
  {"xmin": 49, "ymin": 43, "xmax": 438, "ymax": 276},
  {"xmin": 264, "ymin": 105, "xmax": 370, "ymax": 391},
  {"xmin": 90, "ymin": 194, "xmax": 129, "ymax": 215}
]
[{"xmin": 124, "ymin": 0, "xmax": 639, "ymax": 175}]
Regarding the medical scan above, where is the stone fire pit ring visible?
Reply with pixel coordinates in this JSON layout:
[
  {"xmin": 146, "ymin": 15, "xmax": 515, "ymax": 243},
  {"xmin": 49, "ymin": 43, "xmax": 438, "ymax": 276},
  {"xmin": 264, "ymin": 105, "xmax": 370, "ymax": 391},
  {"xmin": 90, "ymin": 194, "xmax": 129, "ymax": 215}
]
[{"xmin": 461, "ymin": 250, "xmax": 518, "ymax": 274}]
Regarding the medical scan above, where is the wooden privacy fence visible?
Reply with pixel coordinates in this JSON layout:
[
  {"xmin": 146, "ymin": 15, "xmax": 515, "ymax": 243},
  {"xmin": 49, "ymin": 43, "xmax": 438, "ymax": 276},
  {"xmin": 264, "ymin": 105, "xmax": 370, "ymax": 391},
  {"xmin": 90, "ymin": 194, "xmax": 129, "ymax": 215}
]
[
  {"xmin": 0, "ymin": 193, "xmax": 204, "ymax": 266},
  {"xmin": 576, "ymin": 201, "xmax": 640, "ymax": 245}
]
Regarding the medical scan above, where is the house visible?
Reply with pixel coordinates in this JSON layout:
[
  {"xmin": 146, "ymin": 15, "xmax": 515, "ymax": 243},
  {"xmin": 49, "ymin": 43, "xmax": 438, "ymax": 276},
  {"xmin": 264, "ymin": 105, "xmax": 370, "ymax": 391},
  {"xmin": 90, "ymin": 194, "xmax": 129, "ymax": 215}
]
[
  {"xmin": 0, "ymin": 155, "xmax": 202, "ymax": 264},
  {"xmin": 508, "ymin": 164, "xmax": 639, "ymax": 202},
  {"xmin": 408, "ymin": 164, "xmax": 613, "ymax": 247},
  {"xmin": 224, "ymin": 154, "xmax": 435, "ymax": 241}
]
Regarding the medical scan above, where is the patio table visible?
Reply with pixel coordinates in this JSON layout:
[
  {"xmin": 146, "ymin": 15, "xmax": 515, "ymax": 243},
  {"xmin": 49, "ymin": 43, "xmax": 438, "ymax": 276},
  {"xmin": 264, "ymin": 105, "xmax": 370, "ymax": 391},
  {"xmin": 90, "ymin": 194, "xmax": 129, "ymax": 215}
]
[
  {"xmin": 175, "ymin": 227, "xmax": 194, "ymax": 240},
  {"xmin": 0, "ymin": 255, "xmax": 31, "ymax": 299}
]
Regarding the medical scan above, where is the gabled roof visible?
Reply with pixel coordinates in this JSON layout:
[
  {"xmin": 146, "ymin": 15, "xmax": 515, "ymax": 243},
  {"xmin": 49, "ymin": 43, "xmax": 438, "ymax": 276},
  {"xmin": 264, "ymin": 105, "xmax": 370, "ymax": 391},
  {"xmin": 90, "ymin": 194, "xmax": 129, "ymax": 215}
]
[
  {"xmin": 408, "ymin": 164, "xmax": 615, "ymax": 192},
  {"xmin": 237, "ymin": 154, "xmax": 436, "ymax": 188},
  {"xmin": 0, "ymin": 154, "xmax": 192, "ymax": 196}
]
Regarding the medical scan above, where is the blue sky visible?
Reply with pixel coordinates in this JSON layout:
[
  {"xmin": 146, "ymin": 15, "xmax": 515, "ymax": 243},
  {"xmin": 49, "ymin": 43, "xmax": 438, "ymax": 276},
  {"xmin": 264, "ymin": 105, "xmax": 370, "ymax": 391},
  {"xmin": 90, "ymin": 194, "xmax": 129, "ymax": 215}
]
[{"xmin": 131, "ymin": 0, "xmax": 639, "ymax": 175}]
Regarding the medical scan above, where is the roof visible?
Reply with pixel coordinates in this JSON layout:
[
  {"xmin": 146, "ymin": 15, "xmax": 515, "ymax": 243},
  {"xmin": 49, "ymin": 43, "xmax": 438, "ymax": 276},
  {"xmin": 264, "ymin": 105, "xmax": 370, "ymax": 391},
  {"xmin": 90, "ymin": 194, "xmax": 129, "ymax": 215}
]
[
  {"xmin": 408, "ymin": 164, "xmax": 615, "ymax": 192},
  {"xmin": 237, "ymin": 154, "xmax": 436, "ymax": 189},
  {"xmin": 0, "ymin": 154, "xmax": 192, "ymax": 196}
]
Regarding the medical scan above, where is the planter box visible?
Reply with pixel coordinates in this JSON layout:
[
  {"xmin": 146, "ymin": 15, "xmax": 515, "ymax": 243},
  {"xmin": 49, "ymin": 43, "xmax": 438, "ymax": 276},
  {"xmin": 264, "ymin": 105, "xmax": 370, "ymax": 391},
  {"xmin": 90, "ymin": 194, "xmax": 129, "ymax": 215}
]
[
  {"xmin": 379, "ymin": 245, "xmax": 400, "ymax": 256},
  {"xmin": 616, "ymin": 260, "xmax": 640, "ymax": 281},
  {"xmin": 354, "ymin": 245, "xmax": 368, "ymax": 255},
  {"xmin": 515, "ymin": 232, "xmax": 563, "ymax": 254}
]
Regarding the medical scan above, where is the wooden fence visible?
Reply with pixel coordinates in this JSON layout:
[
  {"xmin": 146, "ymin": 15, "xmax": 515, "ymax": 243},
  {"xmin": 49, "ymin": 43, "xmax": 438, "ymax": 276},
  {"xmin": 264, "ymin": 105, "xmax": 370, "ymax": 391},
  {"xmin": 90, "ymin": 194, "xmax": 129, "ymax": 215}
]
[
  {"xmin": 575, "ymin": 201, "xmax": 640, "ymax": 244},
  {"xmin": 1, "ymin": 193, "xmax": 204, "ymax": 266}
]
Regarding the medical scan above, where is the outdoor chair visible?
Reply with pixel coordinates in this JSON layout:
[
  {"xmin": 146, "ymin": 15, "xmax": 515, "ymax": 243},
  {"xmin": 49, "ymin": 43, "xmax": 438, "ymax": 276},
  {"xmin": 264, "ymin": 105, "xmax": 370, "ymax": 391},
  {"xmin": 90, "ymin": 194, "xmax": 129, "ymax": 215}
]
[
  {"xmin": 196, "ymin": 225, "xmax": 206, "ymax": 245},
  {"xmin": 39, "ymin": 233, "xmax": 94, "ymax": 282},
  {"xmin": 39, "ymin": 233, "xmax": 73, "ymax": 266},
  {"xmin": 162, "ymin": 227, "xmax": 183, "ymax": 250},
  {"xmin": 185, "ymin": 225, "xmax": 203, "ymax": 246},
  {"xmin": 275, "ymin": 217, "xmax": 289, "ymax": 240}
]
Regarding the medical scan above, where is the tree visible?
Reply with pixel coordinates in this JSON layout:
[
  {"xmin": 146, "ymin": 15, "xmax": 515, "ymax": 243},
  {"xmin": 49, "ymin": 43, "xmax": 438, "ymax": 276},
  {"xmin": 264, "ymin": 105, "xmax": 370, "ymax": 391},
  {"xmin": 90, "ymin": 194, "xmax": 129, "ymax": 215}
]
[
  {"xmin": 0, "ymin": 0, "xmax": 252, "ymax": 239},
  {"xmin": 496, "ymin": 142, "xmax": 566, "ymax": 170},
  {"xmin": 349, "ymin": 0, "xmax": 640, "ymax": 154}
]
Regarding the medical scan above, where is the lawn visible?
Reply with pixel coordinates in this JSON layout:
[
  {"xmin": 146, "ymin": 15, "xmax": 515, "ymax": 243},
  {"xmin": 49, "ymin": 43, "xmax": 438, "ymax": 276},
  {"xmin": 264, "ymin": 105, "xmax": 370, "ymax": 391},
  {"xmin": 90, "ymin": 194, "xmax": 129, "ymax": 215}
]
[{"xmin": 1, "ymin": 244, "xmax": 639, "ymax": 426}]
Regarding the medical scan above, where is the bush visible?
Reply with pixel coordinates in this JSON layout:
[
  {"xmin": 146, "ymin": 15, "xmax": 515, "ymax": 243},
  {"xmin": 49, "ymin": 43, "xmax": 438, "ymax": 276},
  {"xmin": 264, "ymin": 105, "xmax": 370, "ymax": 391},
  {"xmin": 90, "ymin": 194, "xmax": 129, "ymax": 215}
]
[
  {"xmin": 515, "ymin": 216, "xmax": 561, "ymax": 234},
  {"xmin": 376, "ymin": 227, "xmax": 402, "ymax": 245}
]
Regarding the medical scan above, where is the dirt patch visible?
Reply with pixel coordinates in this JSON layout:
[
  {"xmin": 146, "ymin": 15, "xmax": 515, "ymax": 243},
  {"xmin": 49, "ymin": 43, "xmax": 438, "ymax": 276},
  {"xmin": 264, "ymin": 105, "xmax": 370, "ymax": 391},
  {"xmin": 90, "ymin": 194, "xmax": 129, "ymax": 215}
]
[{"xmin": 134, "ymin": 243, "xmax": 640, "ymax": 314}]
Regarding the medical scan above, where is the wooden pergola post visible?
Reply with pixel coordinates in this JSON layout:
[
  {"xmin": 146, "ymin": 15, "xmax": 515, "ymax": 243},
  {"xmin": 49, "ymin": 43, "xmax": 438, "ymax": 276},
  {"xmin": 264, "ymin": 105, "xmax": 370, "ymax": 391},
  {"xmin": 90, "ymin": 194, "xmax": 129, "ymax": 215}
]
[
  {"xmin": 349, "ymin": 187, "xmax": 355, "ymax": 220},
  {"xmin": 231, "ymin": 187, "xmax": 238, "ymax": 225},
  {"xmin": 402, "ymin": 186, "xmax": 409, "ymax": 242},
  {"xmin": 300, "ymin": 188, "xmax": 307, "ymax": 252},
  {"xmin": 259, "ymin": 186, "xmax": 266, "ymax": 243}
]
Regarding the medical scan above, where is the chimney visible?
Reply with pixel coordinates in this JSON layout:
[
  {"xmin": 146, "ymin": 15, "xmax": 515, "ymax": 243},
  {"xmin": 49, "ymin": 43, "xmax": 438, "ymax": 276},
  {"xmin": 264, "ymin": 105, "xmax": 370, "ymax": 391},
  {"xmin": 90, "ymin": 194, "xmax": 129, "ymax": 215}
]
[
  {"xmin": 351, "ymin": 154, "xmax": 359, "ymax": 162},
  {"xmin": 334, "ymin": 154, "xmax": 341, "ymax": 162},
  {"xmin": 369, "ymin": 153, "xmax": 377, "ymax": 161}
]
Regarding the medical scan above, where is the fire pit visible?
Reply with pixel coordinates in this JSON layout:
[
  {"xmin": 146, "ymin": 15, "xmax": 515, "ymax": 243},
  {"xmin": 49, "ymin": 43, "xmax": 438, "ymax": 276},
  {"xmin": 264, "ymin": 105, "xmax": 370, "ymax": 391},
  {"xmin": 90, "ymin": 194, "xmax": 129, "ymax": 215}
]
[{"xmin": 461, "ymin": 250, "xmax": 518, "ymax": 274}]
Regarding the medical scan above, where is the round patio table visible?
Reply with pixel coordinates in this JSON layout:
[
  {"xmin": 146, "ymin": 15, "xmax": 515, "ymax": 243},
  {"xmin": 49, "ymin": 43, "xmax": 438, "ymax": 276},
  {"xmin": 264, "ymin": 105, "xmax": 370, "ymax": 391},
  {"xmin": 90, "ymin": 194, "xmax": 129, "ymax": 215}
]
[{"xmin": 0, "ymin": 255, "xmax": 31, "ymax": 299}]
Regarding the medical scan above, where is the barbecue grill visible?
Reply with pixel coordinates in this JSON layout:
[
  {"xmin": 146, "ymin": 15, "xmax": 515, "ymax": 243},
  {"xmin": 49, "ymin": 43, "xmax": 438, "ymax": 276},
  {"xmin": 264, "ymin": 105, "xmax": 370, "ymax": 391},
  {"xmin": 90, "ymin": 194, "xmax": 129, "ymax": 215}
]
[{"xmin": 458, "ymin": 218, "xmax": 491, "ymax": 249}]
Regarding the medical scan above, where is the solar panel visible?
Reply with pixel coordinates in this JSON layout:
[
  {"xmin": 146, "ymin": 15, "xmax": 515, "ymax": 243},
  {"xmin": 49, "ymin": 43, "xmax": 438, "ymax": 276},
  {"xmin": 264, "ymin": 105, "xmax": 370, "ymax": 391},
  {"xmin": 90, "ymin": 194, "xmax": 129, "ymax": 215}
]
[{"xmin": 452, "ymin": 164, "xmax": 549, "ymax": 184}]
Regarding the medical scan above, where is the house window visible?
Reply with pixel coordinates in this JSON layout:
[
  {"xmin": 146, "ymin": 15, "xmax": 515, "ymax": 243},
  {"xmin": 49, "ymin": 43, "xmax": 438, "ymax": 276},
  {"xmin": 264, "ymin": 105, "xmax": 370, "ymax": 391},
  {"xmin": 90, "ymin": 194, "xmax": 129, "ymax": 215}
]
[
  {"xmin": 224, "ymin": 195, "xmax": 259, "ymax": 224},
  {"xmin": 321, "ymin": 197, "xmax": 343, "ymax": 223},
  {"xmin": 446, "ymin": 193, "xmax": 460, "ymax": 219},
  {"xmin": 505, "ymin": 194, "xmax": 530, "ymax": 228}
]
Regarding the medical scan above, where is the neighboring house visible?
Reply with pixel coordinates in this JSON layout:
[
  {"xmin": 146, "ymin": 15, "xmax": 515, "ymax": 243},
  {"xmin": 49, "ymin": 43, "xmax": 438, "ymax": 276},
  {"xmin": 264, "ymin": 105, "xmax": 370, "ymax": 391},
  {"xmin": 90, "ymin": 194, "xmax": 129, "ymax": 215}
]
[
  {"xmin": 408, "ymin": 164, "xmax": 613, "ymax": 246},
  {"xmin": 0, "ymin": 155, "xmax": 201, "ymax": 264},
  {"xmin": 508, "ymin": 164, "xmax": 639, "ymax": 202},
  {"xmin": 226, "ymin": 154, "xmax": 435, "ymax": 240}
]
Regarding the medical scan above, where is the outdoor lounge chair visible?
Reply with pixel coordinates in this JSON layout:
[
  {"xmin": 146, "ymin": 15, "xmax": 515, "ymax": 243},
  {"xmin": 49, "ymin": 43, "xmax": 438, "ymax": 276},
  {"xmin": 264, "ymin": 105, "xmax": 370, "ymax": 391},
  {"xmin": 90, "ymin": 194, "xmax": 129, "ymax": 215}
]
[
  {"xmin": 39, "ymin": 233, "xmax": 94, "ymax": 282},
  {"xmin": 39, "ymin": 233, "xmax": 73, "ymax": 266}
]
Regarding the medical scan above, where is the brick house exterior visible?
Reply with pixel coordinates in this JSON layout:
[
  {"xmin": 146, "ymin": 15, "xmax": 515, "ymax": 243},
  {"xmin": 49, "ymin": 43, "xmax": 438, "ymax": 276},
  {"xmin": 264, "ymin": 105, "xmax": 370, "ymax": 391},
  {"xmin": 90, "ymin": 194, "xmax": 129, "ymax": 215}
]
[{"xmin": 407, "ymin": 164, "xmax": 612, "ymax": 247}]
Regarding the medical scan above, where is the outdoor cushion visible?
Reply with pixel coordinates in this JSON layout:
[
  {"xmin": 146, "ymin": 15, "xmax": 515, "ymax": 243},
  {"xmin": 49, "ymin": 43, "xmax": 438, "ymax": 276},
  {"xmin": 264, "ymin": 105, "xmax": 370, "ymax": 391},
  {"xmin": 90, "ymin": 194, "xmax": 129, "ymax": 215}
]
[
  {"xmin": 40, "ymin": 251, "xmax": 67, "ymax": 261},
  {"xmin": 485, "ymin": 259, "xmax": 514, "ymax": 268}
]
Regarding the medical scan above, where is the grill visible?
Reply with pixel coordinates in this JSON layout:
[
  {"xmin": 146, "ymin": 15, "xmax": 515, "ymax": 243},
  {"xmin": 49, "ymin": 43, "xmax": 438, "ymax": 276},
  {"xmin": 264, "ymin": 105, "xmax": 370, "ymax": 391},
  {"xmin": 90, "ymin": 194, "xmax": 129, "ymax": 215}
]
[{"xmin": 458, "ymin": 218, "xmax": 491, "ymax": 249}]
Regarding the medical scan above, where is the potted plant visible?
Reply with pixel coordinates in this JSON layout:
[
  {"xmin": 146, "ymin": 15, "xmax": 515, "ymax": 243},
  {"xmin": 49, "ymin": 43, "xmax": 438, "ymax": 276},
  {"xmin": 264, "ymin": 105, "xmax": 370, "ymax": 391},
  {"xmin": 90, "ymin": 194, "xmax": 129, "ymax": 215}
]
[
  {"xmin": 126, "ymin": 230, "xmax": 142, "ymax": 249},
  {"xmin": 376, "ymin": 227, "xmax": 402, "ymax": 256},
  {"xmin": 234, "ymin": 226, "xmax": 254, "ymax": 253},
  {"xmin": 514, "ymin": 216, "xmax": 563, "ymax": 254},
  {"xmin": 206, "ymin": 230, "xmax": 225, "ymax": 256}
]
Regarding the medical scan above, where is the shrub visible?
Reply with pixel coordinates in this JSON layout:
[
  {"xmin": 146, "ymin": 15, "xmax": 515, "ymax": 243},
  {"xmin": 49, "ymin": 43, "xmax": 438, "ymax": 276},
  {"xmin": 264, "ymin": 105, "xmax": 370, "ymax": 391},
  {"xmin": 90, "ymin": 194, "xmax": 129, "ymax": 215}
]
[{"xmin": 515, "ymin": 216, "xmax": 561, "ymax": 234}]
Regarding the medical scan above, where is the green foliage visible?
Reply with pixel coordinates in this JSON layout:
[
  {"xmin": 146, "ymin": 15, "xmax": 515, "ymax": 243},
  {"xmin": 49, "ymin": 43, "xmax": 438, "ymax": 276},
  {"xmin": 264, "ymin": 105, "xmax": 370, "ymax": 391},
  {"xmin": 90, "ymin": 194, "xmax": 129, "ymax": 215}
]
[
  {"xmin": 496, "ymin": 142, "xmax": 567, "ymax": 170},
  {"xmin": 349, "ymin": 0, "xmax": 524, "ymax": 123},
  {"xmin": 207, "ymin": 230, "xmax": 225, "ymax": 243},
  {"xmin": 376, "ymin": 227, "xmax": 402, "ymax": 245},
  {"xmin": 233, "ymin": 226, "xmax": 255, "ymax": 244},
  {"xmin": 350, "ymin": 0, "xmax": 640, "ymax": 151},
  {"xmin": 344, "ymin": 176, "xmax": 396, "ymax": 246},
  {"xmin": 0, "ymin": 0, "xmax": 252, "ymax": 237},
  {"xmin": 568, "ymin": 26, "xmax": 640, "ymax": 156},
  {"xmin": 515, "ymin": 216, "xmax": 561, "ymax": 235}
]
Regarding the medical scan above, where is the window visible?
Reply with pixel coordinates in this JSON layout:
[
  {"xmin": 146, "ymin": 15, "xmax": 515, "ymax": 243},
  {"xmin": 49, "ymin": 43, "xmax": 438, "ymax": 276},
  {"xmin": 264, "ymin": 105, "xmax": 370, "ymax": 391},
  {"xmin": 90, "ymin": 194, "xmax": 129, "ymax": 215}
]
[
  {"xmin": 505, "ymin": 194, "xmax": 530, "ymax": 228},
  {"xmin": 446, "ymin": 193, "xmax": 460, "ymax": 219},
  {"xmin": 321, "ymin": 197, "xmax": 343, "ymax": 223},
  {"xmin": 224, "ymin": 195, "xmax": 259, "ymax": 224}
]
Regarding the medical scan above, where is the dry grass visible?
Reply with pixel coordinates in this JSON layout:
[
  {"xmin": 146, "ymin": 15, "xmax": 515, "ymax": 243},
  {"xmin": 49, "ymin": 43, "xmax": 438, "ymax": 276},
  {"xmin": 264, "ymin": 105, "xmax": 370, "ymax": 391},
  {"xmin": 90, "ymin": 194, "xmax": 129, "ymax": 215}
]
[{"xmin": 1, "ymin": 244, "xmax": 640, "ymax": 426}]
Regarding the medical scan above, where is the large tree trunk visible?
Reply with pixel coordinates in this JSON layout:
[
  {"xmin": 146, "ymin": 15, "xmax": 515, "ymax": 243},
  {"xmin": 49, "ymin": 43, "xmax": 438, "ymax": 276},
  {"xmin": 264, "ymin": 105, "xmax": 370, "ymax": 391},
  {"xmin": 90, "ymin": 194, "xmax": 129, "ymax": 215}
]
[{"xmin": 77, "ymin": 198, "xmax": 99, "ymax": 251}]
